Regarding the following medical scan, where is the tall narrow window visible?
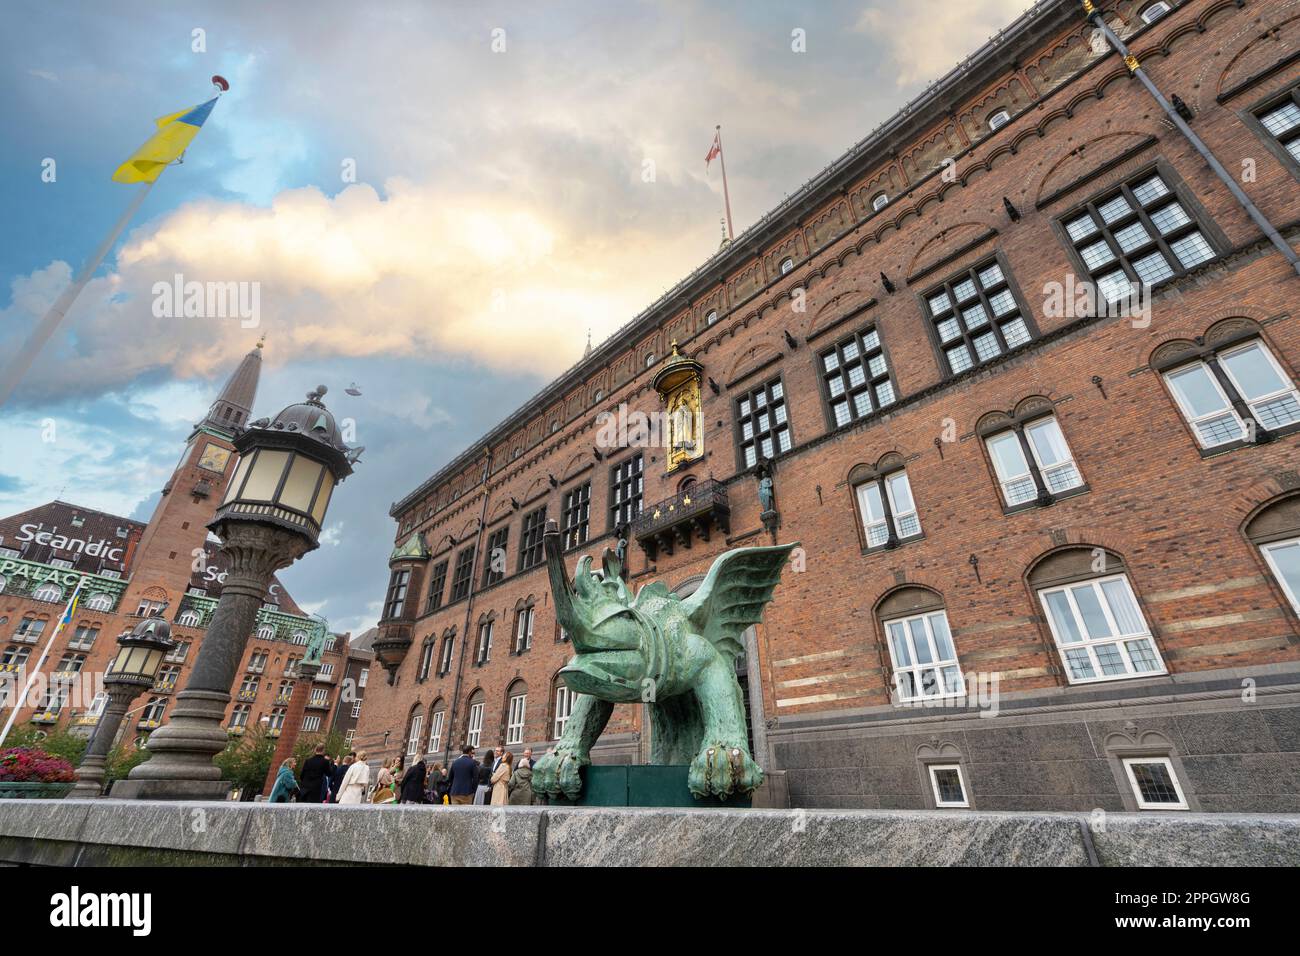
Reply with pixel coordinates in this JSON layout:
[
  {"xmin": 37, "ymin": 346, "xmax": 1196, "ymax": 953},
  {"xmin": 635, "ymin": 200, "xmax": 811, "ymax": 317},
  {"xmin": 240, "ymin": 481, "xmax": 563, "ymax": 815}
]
[
  {"xmin": 483, "ymin": 526, "xmax": 509, "ymax": 586},
  {"xmin": 853, "ymin": 460, "xmax": 921, "ymax": 550},
  {"xmin": 1160, "ymin": 338, "xmax": 1300, "ymax": 449},
  {"xmin": 425, "ymin": 560, "xmax": 448, "ymax": 613},
  {"xmin": 925, "ymin": 259, "xmax": 1034, "ymax": 376},
  {"xmin": 437, "ymin": 632, "xmax": 455, "ymax": 676},
  {"xmin": 1254, "ymin": 87, "xmax": 1300, "ymax": 174},
  {"xmin": 506, "ymin": 685, "xmax": 527, "ymax": 745},
  {"xmin": 883, "ymin": 609, "xmax": 962, "ymax": 702},
  {"xmin": 382, "ymin": 569, "xmax": 410, "ymax": 619},
  {"xmin": 406, "ymin": 712, "xmax": 424, "ymax": 758},
  {"xmin": 475, "ymin": 619, "xmax": 493, "ymax": 666},
  {"xmin": 1038, "ymin": 572, "xmax": 1164, "ymax": 684},
  {"xmin": 820, "ymin": 325, "xmax": 896, "ymax": 428},
  {"xmin": 1062, "ymin": 169, "xmax": 1219, "ymax": 303},
  {"xmin": 562, "ymin": 482, "xmax": 591, "ymax": 550},
  {"xmin": 466, "ymin": 694, "xmax": 485, "ymax": 748},
  {"xmin": 518, "ymin": 506, "xmax": 547, "ymax": 572},
  {"xmin": 609, "ymin": 454, "xmax": 644, "ymax": 528},
  {"xmin": 427, "ymin": 708, "xmax": 445, "ymax": 754},
  {"xmin": 553, "ymin": 680, "xmax": 573, "ymax": 738},
  {"xmin": 735, "ymin": 378, "xmax": 792, "ymax": 469},
  {"xmin": 514, "ymin": 605, "xmax": 534, "ymax": 654},
  {"xmin": 450, "ymin": 546, "xmax": 475, "ymax": 602},
  {"xmin": 979, "ymin": 405, "xmax": 1084, "ymax": 509},
  {"xmin": 417, "ymin": 638, "xmax": 435, "ymax": 681}
]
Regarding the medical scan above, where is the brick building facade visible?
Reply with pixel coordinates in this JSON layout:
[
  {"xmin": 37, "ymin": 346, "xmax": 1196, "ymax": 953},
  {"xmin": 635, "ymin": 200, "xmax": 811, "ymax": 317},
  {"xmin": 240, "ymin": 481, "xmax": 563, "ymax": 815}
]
[
  {"xmin": 0, "ymin": 343, "xmax": 350, "ymax": 753},
  {"xmin": 357, "ymin": 0, "xmax": 1300, "ymax": 812}
]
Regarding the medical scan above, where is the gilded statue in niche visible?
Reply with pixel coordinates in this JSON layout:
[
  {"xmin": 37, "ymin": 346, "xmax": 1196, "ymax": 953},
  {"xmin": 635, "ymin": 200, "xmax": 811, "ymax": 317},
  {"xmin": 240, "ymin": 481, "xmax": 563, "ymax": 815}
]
[{"xmin": 653, "ymin": 341, "xmax": 705, "ymax": 473}]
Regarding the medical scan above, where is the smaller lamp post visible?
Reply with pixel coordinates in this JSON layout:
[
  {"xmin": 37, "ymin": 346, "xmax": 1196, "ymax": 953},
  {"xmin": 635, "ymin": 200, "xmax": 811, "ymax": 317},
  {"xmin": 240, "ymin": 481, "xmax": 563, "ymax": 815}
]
[{"xmin": 68, "ymin": 611, "xmax": 174, "ymax": 798}]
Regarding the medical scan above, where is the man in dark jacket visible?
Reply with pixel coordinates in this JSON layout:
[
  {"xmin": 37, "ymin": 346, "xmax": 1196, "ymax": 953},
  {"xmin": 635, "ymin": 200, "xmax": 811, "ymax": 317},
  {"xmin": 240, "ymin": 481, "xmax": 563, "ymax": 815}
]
[
  {"xmin": 328, "ymin": 752, "xmax": 355, "ymax": 803},
  {"xmin": 448, "ymin": 745, "xmax": 479, "ymax": 805},
  {"xmin": 299, "ymin": 745, "xmax": 332, "ymax": 803},
  {"xmin": 399, "ymin": 757, "xmax": 428, "ymax": 804}
]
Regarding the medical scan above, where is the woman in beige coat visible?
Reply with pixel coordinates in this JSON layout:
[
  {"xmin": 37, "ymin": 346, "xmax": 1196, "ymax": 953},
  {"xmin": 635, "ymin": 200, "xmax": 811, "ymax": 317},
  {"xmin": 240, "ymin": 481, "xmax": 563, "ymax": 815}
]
[
  {"xmin": 337, "ymin": 751, "xmax": 371, "ymax": 804},
  {"xmin": 489, "ymin": 751, "xmax": 513, "ymax": 806}
]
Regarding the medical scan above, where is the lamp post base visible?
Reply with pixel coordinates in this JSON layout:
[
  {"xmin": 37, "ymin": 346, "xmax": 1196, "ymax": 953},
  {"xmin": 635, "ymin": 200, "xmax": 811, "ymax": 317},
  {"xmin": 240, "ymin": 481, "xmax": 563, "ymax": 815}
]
[
  {"xmin": 117, "ymin": 688, "xmax": 234, "ymax": 799},
  {"xmin": 69, "ymin": 755, "xmax": 109, "ymax": 798}
]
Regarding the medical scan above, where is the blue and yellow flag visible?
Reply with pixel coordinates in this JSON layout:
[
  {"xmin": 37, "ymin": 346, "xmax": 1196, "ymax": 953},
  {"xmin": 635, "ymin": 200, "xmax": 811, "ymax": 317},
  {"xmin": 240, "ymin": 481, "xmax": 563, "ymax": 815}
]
[{"xmin": 112, "ymin": 98, "xmax": 218, "ymax": 184}]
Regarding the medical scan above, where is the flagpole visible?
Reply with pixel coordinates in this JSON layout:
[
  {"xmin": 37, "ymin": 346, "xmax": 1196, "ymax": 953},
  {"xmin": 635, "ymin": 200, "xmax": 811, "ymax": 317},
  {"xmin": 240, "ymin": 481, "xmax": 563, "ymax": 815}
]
[
  {"xmin": 0, "ymin": 574, "xmax": 88, "ymax": 747},
  {"xmin": 0, "ymin": 180, "xmax": 156, "ymax": 410},
  {"xmin": 716, "ymin": 125, "xmax": 735, "ymax": 241}
]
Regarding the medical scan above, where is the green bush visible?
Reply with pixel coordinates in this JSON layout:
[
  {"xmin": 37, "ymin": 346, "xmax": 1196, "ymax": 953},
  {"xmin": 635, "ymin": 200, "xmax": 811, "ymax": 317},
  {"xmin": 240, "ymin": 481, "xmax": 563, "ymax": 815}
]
[
  {"xmin": 1, "ymin": 726, "xmax": 87, "ymax": 765},
  {"xmin": 213, "ymin": 726, "xmax": 275, "ymax": 797}
]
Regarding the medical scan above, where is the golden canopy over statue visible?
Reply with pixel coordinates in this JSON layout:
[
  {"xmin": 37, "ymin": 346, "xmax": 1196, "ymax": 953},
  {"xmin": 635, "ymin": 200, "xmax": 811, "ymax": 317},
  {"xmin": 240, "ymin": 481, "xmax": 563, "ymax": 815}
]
[{"xmin": 652, "ymin": 341, "xmax": 705, "ymax": 472}]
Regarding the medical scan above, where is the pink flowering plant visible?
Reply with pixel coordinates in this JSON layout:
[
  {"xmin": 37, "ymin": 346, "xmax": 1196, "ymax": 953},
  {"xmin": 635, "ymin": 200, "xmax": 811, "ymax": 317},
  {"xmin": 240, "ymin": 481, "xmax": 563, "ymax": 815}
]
[{"xmin": 0, "ymin": 747, "xmax": 76, "ymax": 783}]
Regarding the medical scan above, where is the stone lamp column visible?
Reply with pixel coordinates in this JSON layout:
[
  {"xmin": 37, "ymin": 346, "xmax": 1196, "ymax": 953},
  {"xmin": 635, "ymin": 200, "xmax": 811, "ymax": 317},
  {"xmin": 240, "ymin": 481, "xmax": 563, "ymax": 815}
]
[
  {"xmin": 261, "ymin": 657, "xmax": 321, "ymax": 798},
  {"xmin": 114, "ymin": 385, "xmax": 357, "ymax": 801}
]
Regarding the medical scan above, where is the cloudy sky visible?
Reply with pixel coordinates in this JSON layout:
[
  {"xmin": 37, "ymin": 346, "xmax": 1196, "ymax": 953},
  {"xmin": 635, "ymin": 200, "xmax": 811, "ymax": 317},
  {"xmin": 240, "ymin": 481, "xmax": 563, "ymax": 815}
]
[{"xmin": 0, "ymin": 0, "xmax": 1034, "ymax": 634}]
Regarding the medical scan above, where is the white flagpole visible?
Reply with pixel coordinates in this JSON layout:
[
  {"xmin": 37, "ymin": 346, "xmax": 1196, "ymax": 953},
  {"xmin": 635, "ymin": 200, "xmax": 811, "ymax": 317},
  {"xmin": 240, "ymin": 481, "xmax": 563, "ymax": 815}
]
[
  {"xmin": 716, "ymin": 125, "xmax": 735, "ymax": 241},
  {"xmin": 0, "ymin": 181, "xmax": 156, "ymax": 410},
  {"xmin": 0, "ymin": 574, "xmax": 88, "ymax": 747}
]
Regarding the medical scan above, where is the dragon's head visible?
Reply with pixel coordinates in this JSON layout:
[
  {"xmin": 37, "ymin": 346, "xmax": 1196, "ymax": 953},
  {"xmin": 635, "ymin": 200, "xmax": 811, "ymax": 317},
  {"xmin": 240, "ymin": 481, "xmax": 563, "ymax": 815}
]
[{"xmin": 544, "ymin": 521, "xmax": 651, "ymax": 702}]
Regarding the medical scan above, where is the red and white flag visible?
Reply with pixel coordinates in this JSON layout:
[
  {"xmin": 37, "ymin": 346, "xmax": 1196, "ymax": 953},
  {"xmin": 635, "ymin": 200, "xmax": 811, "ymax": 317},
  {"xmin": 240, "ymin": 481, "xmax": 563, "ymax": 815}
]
[{"xmin": 705, "ymin": 131, "xmax": 722, "ymax": 169}]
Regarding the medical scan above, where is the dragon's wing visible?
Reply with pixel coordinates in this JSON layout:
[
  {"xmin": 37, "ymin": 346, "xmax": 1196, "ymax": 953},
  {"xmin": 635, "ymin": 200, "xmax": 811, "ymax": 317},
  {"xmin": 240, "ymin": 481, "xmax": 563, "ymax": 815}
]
[{"xmin": 680, "ymin": 543, "xmax": 797, "ymax": 663}]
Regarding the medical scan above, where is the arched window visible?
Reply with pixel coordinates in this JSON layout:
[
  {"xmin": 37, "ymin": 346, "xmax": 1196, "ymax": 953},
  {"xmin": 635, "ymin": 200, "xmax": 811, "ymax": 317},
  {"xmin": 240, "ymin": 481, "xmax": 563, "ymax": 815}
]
[
  {"xmin": 871, "ymin": 192, "xmax": 889, "ymax": 212},
  {"xmin": 1028, "ymin": 547, "xmax": 1165, "ymax": 684},
  {"xmin": 593, "ymin": 389, "xmax": 604, "ymax": 404},
  {"xmin": 291, "ymin": 630, "xmax": 309, "ymax": 646},
  {"xmin": 139, "ymin": 696, "xmax": 166, "ymax": 727},
  {"xmin": 645, "ymin": 352, "xmax": 656, "ymax": 368},
  {"xmin": 850, "ymin": 455, "xmax": 921, "ymax": 551},
  {"xmin": 977, "ymin": 398, "xmax": 1084, "ymax": 510},
  {"xmin": 84, "ymin": 592, "xmax": 114, "ymax": 612},
  {"xmin": 876, "ymin": 586, "xmax": 962, "ymax": 702},
  {"xmin": 466, "ymin": 690, "xmax": 486, "ymax": 748},
  {"xmin": 1139, "ymin": 1, "xmax": 1171, "ymax": 24},
  {"xmin": 417, "ymin": 636, "xmax": 435, "ymax": 682},
  {"xmin": 405, "ymin": 704, "xmax": 424, "ymax": 758},
  {"xmin": 779, "ymin": 257, "xmax": 795, "ymax": 275},
  {"xmin": 1244, "ymin": 494, "xmax": 1300, "ymax": 619},
  {"xmin": 505, "ymin": 679, "xmax": 528, "ymax": 745},
  {"xmin": 257, "ymin": 624, "xmax": 275, "ymax": 641},
  {"xmin": 987, "ymin": 109, "xmax": 1011, "ymax": 131},
  {"xmin": 31, "ymin": 582, "xmax": 63, "ymax": 603},
  {"xmin": 550, "ymin": 420, "xmax": 560, "ymax": 433},
  {"xmin": 513, "ymin": 599, "xmax": 535, "ymax": 655},
  {"xmin": 427, "ymin": 698, "xmax": 446, "ymax": 754},
  {"xmin": 437, "ymin": 628, "xmax": 456, "ymax": 677},
  {"xmin": 552, "ymin": 676, "xmax": 573, "ymax": 739},
  {"xmin": 706, "ymin": 309, "xmax": 718, "ymax": 326},
  {"xmin": 176, "ymin": 609, "xmax": 202, "ymax": 628}
]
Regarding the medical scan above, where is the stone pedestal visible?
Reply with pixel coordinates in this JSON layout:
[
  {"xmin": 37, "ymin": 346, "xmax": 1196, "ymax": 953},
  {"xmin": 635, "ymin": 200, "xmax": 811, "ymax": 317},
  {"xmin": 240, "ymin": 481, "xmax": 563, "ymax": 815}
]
[{"xmin": 547, "ymin": 765, "xmax": 753, "ymax": 808}]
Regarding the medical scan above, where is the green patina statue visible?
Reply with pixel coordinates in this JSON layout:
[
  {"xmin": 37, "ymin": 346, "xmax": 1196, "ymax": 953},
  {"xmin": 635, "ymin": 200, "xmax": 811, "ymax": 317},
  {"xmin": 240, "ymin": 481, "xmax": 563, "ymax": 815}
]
[{"xmin": 532, "ymin": 520, "xmax": 796, "ymax": 802}]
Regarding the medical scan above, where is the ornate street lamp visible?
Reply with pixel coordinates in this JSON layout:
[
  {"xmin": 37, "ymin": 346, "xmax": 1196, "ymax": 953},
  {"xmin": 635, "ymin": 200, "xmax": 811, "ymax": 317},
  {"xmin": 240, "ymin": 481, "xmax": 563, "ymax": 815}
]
[
  {"xmin": 68, "ymin": 611, "xmax": 175, "ymax": 797},
  {"xmin": 114, "ymin": 386, "xmax": 359, "ymax": 800}
]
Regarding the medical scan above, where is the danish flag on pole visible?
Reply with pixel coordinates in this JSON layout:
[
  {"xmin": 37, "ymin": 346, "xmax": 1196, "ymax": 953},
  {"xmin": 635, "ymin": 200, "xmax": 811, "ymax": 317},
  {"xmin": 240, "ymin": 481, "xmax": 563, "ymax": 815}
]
[{"xmin": 705, "ymin": 130, "xmax": 722, "ymax": 169}]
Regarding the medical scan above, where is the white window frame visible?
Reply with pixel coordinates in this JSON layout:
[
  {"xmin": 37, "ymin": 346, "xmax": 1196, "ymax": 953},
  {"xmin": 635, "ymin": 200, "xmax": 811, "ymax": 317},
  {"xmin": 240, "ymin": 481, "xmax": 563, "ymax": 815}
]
[
  {"xmin": 351, "ymin": 700, "xmax": 363, "ymax": 718},
  {"xmin": 506, "ymin": 693, "xmax": 527, "ymax": 745},
  {"xmin": 1218, "ymin": 341, "xmax": 1300, "ymax": 433},
  {"xmin": 855, "ymin": 471, "xmax": 921, "ymax": 548},
  {"xmin": 883, "ymin": 610, "xmax": 963, "ymax": 703},
  {"xmin": 554, "ymin": 684, "xmax": 573, "ymax": 738},
  {"xmin": 466, "ymin": 701, "xmax": 485, "ymax": 747},
  {"xmin": 33, "ymin": 583, "xmax": 64, "ymax": 603},
  {"xmin": 49, "ymin": 558, "xmax": 73, "ymax": 569},
  {"xmin": 1122, "ymin": 756, "xmax": 1188, "ymax": 809},
  {"xmin": 439, "ymin": 636, "xmax": 454, "ymax": 674},
  {"xmin": 985, "ymin": 416, "xmax": 1081, "ymax": 506},
  {"xmin": 1038, "ymin": 573, "xmax": 1166, "ymax": 684},
  {"xmin": 358, "ymin": 667, "xmax": 369, "ymax": 688},
  {"xmin": 177, "ymin": 609, "xmax": 202, "ymax": 627},
  {"xmin": 84, "ymin": 593, "xmax": 114, "ymax": 611},
  {"xmin": 928, "ymin": 764, "xmax": 969, "ymax": 808},
  {"xmin": 515, "ymin": 607, "xmax": 534, "ymax": 653},
  {"xmin": 476, "ymin": 621, "xmax": 493, "ymax": 665},
  {"xmin": 1139, "ymin": 2, "xmax": 1171, "ymax": 25},
  {"xmin": 406, "ymin": 713, "xmax": 424, "ymax": 757},
  {"xmin": 1261, "ymin": 537, "xmax": 1300, "ymax": 617},
  {"xmin": 303, "ymin": 715, "xmax": 321, "ymax": 733},
  {"xmin": 706, "ymin": 310, "xmax": 718, "ymax": 326},
  {"xmin": 871, "ymin": 192, "xmax": 889, "ymax": 211},
  {"xmin": 988, "ymin": 109, "xmax": 1011, "ymax": 131},
  {"xmin": 428, "ymin": 710, "xmax": 444, "ymax": 754}
]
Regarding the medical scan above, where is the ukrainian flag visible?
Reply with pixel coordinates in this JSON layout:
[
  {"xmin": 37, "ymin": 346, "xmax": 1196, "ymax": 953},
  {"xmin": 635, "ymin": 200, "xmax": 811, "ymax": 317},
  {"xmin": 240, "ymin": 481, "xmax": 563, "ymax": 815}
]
[{"xmin": 112, "ymin": 98, "xmax": 218, "ymax": 184}]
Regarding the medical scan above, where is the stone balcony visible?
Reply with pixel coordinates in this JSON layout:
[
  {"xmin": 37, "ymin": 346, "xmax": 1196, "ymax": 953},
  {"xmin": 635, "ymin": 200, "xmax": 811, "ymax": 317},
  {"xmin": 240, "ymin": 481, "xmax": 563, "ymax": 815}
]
[{"xmin": 632, "ymin": 478, "xmax": 731, "ymax": 561}]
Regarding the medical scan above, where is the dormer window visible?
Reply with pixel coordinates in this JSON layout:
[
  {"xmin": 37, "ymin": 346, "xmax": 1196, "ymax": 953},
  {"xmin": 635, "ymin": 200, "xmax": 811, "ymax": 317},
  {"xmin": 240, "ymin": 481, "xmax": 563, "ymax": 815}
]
[
  {"xmin": 871, "ymin": 192, "xmax": 889, "ymax": 212},
  {"xmin": 1140, "ymin": 1, "xmax": 1171, "ymax": 24},
  {"xmin": 988, "ymin": 109, "xmax": 1011, "ymax": 131},
  {"xmin": 779, "ymin": 258, "xmax": 795, "ymax": 275}
]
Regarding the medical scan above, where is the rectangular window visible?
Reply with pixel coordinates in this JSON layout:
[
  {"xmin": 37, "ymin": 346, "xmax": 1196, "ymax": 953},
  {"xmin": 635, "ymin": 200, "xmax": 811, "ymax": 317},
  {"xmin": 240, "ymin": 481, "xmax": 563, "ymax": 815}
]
[
  {"xmin": 247, "ymin": 652, "xmax": 267, "ymax": 674},
  {"xmin": 514, "ymin": 606, "xmax": 534, "ymax": 654},
  {"xmin": 1261, "ymin": 538, "xmax": 1300, "ymax": 618},
  {"xmin": 475, "ymin": 620, "xmax": 493, "ymax": 665},
  {"xmin": 14, "ymin": 617, "xmax": 45, "ymax": 642},
  {"xmin": 303, "ymin": 715, "xmax": 321, "ymax": 733},
  {"xmin": 450, "ymin": 546, "xmax": 476, "ymax": 602},
  {"xmin": 855, "ymin": 470, "xmax": 921, "ymax": 548},
  {"xmin": 1255, "ymin": 88, "xmax": 1300, "ymax": 174},
  {"xmin": 819, "ymin": 326, "xmax": 896, "ymax": 428},
  {"xmin": 345, "ymin": 729, "xmax": 355, "ymax": 746},
  {"xmin": 483, "ymin": 526, "xmax": 509, "ymax": 586},
  {"xmin": 506, "ymin": 693, "xmax": 527, "ymax": 745},
  {"xmin": 519, "ymin": 506, "xmax": 547, "ymax": 572},
  {"xmin": 351, "ymin": 700, "xmax": 363, "ymax": 718},
  {"xmin": 554, "ymin": 683, "xmax": 573, "ymax": 738},
  {"xmin": 609, "ymin": 454, "xmax": 644, "ymax": 528},
  {"xmin": 68, "ymin": 625, "xmax": 99, "ymax": 651},
  {"xmin": 358, "ymin": 667, "xmax": 368, "ymax": 688},
  {"xmin": 407, "ymin": 713, "xmax": 424, "ymax": 757},
  {"xmin": 1164, "ymin": 341, "xmax": 1300, "ymax": 448},
  {"xmin": 562, "ymin": 482, "xmax": 591, "ymax": 550},
  {"xmin": 425, "ymin": 560, "xmax": 448, "ymax": 613},
  {"xmin": 735, "ymin": 377, "xmax": 793, "ymax": 469},
  {"xmin": 1039, "ymin": 574, "xmax": 1165, "ymax": 684},
  {"xmin": 924, "ymin": 259, "xmax": 1033, "ymax": 376},
  {"xmin": 1062, "ymin": 169, "xmax": 1218, "ymax": 303},
  {"xmin": 884, "ymin": 611, "xmax": 962, "ymax": 702},
  {"xmin": 382, "ymin": 569, "xmax": 410, "ymax": 619},
  {"xmin": 428, "ymin": 711, "xmax": 444, "ymax": 753},
  {"xmin": 1122, "ymin": 756, "xmax": 1189, "ymax": 810},
  {"xmin": 50, "ymin": 558, "xmax": 73, "ymax": 569},
  {"xmin": 928, "ymin": 764, "xmax": 969, "ymax": 808},
  {"xmin": 466, "ymin": 701, "xmax": 485, "ymax": 747},
  {"xmin": 984, "ymin": 415, "xmax": 1083, "ymax": 507}
]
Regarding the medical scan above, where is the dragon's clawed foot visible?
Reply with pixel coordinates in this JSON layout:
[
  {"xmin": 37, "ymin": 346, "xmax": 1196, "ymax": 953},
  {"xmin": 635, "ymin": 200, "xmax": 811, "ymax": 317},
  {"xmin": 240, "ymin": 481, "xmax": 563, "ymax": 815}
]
[
  {"xmin": 531, "ymin": 750, "xmax": 588, "ymax": 801},
  {"xmin": 688, "ymin": 743, "xmax": 763, "ymax": 801}
]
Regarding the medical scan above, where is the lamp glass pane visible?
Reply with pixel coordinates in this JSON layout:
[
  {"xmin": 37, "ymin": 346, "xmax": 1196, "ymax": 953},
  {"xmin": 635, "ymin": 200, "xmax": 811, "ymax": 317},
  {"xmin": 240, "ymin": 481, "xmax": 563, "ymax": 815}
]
[
  {"xmin": 281, "ymin": 455, "xmax": 324, "ymax": 512},
  {"xmin": 311, "ymin": 479, "xmax": 334, "ymax": 525},
  {"xmin": 240, "ymin": 449, "xmax": 290, "ymax": 502},
  {"xmin": 222, "ymin": 454, "xmax": 251, "ymax": 504}
]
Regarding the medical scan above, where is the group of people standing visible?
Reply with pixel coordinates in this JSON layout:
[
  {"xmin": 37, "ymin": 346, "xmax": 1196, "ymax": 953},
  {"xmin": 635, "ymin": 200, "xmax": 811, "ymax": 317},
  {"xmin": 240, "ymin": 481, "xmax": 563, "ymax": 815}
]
[{"xmin": 267, "ymin": 743, "xmax": 543, "ymax": 806}]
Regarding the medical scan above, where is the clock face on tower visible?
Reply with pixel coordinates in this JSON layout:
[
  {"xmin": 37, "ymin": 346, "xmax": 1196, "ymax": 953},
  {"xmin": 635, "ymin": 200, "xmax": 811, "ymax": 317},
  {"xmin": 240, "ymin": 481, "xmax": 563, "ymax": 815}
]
[{"xmin": 197, "ymin": 442, "xmax": 232, "ymax": 474}]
